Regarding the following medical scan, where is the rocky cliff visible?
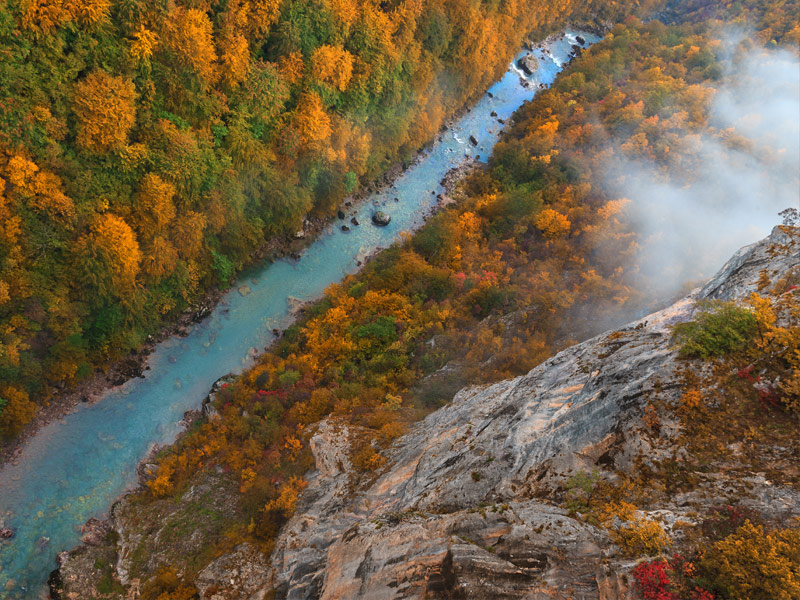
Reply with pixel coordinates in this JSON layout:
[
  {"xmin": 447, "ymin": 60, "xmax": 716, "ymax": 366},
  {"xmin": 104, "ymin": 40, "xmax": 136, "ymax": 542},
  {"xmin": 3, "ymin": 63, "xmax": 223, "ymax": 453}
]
[{"xmin": 54, "ymin": 225, "xmax": 800, "ymax": 599}]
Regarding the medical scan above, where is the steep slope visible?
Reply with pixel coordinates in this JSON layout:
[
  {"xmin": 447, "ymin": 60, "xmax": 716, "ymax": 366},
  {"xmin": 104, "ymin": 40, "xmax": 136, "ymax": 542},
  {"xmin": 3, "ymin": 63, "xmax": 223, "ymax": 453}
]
[
  {"xmin": 55, "ymin": 226, "xmax": 798, "ymax": 598},
  {"xmin": 264, "ymin": 225, "xmax": 799, "ymax": 599}
]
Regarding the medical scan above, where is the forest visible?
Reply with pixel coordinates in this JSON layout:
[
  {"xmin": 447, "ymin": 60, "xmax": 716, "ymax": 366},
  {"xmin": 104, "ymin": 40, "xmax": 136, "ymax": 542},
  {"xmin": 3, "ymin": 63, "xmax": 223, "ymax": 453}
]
[
  {"xmin": 0, "ymin": 0, "xmax": 667, "ymax": 437},
  {"xmin": 0, "ymin": 0, "xmax": 797, "ymax": 596},
  {"xmin": 111, "ymin": 3, "xmax": 798, "ymax": 597}
]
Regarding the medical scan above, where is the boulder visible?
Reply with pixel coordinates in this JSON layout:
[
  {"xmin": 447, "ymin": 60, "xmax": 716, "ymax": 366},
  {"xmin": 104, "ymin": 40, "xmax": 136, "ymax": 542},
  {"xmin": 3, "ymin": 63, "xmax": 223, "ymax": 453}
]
[
  {"xmin": 372, "ymin": 211, "xmax": 391, "ymax": 226},
  {"xmin": 469, "ymin": 135, "xmax": 479, "ymax": 146},
  {"xmin": 351, "ymin": 217, "xmax": 359, "ymax": 226},
  {"xmin": 576, "ymin": 35, "xmax": 586, "ymax": 45},
  {"xmin": 80, "ymin": 518, "xmax": 108, "ymax": 546},
  {"xmin": 517, "ymin": 54, "xmax": 539, "ymax": 75}
]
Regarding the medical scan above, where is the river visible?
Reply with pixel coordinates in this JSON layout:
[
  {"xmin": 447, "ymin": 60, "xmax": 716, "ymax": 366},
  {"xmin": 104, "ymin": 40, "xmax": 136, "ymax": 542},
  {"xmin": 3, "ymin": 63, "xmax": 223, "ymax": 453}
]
[{"xmin": 0, "ymin": 30, "xmax": 598, "ymax": 597}]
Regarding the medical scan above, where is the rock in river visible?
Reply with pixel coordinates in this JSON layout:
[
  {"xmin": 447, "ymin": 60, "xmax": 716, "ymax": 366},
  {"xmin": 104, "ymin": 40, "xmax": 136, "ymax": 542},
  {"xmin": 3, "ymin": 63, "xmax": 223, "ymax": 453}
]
[
  {"xmin": 517, "ymin": 53, "xmax": 539, "ymax": 75},
  {"xmin": 372, "ymin": 211, "xmax": 391, "ymax": 226},
  {"xmin": 468, "ymin": 135, "xmax": 479, "ymax": 146}
]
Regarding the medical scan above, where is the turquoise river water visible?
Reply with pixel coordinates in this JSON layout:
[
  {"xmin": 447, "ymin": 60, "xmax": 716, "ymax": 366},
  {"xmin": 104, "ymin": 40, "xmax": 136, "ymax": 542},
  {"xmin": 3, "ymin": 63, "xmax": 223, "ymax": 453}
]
[{"xmin": 0, "ymin": 30, "xmax": 598, "ymax": 597}]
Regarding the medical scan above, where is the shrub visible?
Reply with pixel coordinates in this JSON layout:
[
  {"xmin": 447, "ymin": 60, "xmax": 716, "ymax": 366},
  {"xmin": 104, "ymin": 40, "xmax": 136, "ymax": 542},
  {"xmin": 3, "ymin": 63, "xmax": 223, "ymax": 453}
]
[
  {"xmin": 601, "ymin": 501, "xmax": 670, "ymax": 557},
  {"xmin": 632, "ymin": 559, "xmax": 678, "ymax": 600},
  {"xmin": 140, "ymin": 566, "xmax": 198, "ymax": 600},
  {"xmin": 351, "ymin": 444, "xmax": 386, "ymax": 472},
  {"xmin": 0, "ymin": 386, "xmax": 37, "ymax": 437},
  {"xmin": 613, "ymin": 518, "xmax": 672, "ymax": 557},
  {"xmin": 700, "ymin": 505, "xmax": 752, "ymax": 541},
  {"xmin": 564, "ymin": 469, "xmax": 599, "ymax": 513},
  {"xmin": 672, "ymin": 301, "xmax": 758, "ymax": 359},
  {"xmin": 633, "ymin": 557, "xmax": 716, "ymax": 600},
  {"xmin": 699, "ymin": 520, "xmax": 800, "ymax": 600},
  {"xmin": 211, "ymin": 250, "xmax": 235, "ymax": 283}
]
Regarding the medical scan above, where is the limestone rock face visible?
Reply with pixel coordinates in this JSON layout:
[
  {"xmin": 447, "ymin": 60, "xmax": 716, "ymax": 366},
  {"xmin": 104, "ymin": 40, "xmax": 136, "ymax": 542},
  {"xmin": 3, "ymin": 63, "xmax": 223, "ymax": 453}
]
[
  {"xmin": 266, "ymin": 226, "xmax": 799, "ymax": 600},
  {"xmin": 195, "ymin": 543, "xmax": 271, "ymax": 600}
]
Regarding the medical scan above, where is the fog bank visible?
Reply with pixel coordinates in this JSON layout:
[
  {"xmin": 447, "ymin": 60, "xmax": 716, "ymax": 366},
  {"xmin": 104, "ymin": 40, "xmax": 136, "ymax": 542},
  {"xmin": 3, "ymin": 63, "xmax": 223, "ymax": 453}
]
[{"xmin": 607, "ymin": 37, "xmax": 800, "ymax": 299}]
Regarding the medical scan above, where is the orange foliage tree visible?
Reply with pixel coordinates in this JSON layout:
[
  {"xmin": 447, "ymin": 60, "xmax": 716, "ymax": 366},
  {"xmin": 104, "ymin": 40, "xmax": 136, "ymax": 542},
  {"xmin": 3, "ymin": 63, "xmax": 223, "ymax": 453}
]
[
  {"xmin": 311, "ymin": 45, "xmax": 355, "ymax": 91},
  {"xmin": 0, "ymin": 386, "xmax": 36, "ymax": 436},
  {"xmin": 292, "ymin": 92, "xmax": 332, "ymax": 148},
  {"xmin": 164, "ymin": 7, "xmax": 218, "ymax": 85},
  {"xmin": 74, "ymin": 214, "xmax": 141, "ymax": 300},
  {"xmin": 72, "ymin": 70, "xmax": 137, "ymax": 154}
]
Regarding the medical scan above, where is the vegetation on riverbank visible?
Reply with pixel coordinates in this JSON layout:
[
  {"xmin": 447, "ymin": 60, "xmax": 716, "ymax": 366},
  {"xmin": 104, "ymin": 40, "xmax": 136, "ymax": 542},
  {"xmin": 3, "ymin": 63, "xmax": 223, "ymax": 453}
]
[
  {"xmin": 101, "ymin": 5, "xmax": 799, "ymax": 597},
  {"xmin": 0, "ymin": 0, "xmax": 666, "ymax": 438}
]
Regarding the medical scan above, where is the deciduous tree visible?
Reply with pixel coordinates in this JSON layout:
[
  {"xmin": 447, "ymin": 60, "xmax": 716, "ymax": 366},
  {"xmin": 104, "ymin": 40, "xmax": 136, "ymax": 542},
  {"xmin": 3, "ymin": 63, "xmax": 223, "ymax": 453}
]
[{"xmin": 72, "ymin": 70, "xmax": 137, "ymax": 154}]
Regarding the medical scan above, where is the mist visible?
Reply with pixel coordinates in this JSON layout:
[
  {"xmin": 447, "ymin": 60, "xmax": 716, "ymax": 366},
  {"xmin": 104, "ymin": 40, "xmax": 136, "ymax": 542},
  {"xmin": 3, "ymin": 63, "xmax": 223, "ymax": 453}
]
[{"xmin": 605, "ymin": 35, "xmax": 800, "ymax": 301}]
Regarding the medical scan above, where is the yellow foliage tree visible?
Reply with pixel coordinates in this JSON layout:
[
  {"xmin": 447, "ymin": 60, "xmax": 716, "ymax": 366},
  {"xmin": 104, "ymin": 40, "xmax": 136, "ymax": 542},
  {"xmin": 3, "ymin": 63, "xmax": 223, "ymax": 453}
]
[
  {"xmin": 72, "ymin": 70, "xmax": 137, "ymax": 154},
  {"xmin": 263, "ymin": 476, "xmax": 307, "ymax": 519},
  {"xmin": 170, "ymin": 211, "xmax": 206, "ymax": 260},
  {"xmin": 247, "ymin": 0, "xmax": 282, "ymax": 39},
  {"xmin": 28, "ymin": 170, "xmax": 75, "ymax": 221},
  {"xmin": 279, "ymin": 51, "xmax": 305, "ymax": 85},
  {"xmin": 75, "ymin": 213, "xmax": 141, "ymax": 298},
  {"xmin": 292, "ymin": 92, "xmax": 332, "ymax": 147},
  {"xmin": 165, "ymin": 7, "xmax": 217, "ymax": 85},
  {"xmin": 129, "ymin": 25, "xmax": 157, "ymax": 65},
  {"xmin": 135, "ymin": 173, "xmax": 176, "ymax": 237},
  {"xmin": 5, "ymin": 155, "xmax": 39, "ymax": 188},
  {"xmin": 600, "ymin": 501, "xmax": 670, "ymax": 557},
  {"xmin": 141, "ymin": 236, "xmax": 179, "ymax": 281},
  {"xmin": 535, "ymin": 208, "xmax": 571, "ymax": 239},
  {"xmin": 311, "ymin": 45, "xmax": 355, "ymax": 91},
  {"xmin": 0, "ymin": 386, "xmax": 36, "ymax": 437},
  {"xmin": 66, "ymin": 0, "xmax": 111, "ymax": 28},
  {"xmin": 20, "ymin": 0, "xmax": 70, "ymax": 36},
  {"xmin": 219, "ymin": 32, "xmax": 250, "ymax": 88},
  {"xmin": 326, "ymin": 0, "xmax": 360, "ymax": 27}
]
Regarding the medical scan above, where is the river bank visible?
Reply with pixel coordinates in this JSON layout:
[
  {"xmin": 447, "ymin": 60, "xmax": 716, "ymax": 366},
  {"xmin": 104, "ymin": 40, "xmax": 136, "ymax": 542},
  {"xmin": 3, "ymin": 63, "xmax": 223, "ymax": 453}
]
[
  {"xmin": 0, "ymin": 21, "xmax": 602, "ymax": 472},
  {"xmin": 0, "ymin": 122, "xmax": 437, "ymax": 470},
  {"xmin": 0, "ymin": 28, "xmax": 602, "ymax": 597}
]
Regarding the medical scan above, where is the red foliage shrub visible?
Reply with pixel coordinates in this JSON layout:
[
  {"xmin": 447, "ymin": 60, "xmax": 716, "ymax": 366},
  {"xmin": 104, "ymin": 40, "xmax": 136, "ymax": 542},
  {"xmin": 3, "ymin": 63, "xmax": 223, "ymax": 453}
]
[{"xmin": 633, "ymin": 560, "xmax": 678, "ymax": 600}]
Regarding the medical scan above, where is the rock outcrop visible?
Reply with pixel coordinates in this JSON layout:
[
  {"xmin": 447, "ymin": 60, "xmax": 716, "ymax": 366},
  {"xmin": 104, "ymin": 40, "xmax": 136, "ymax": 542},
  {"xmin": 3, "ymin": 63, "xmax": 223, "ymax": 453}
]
[
  {"xmin": 267, "ymin": 226, "xmax": 799, "ymax": 599},
  {"xmin": 53, "ymin": 226, "xmax": 800, "ymax": 600}
]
